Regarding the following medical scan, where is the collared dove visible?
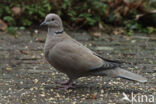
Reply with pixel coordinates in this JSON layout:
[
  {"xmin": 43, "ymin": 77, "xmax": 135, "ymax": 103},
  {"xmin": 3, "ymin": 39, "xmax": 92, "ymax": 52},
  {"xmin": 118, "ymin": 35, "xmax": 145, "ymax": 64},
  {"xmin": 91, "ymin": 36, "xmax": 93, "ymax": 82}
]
[{"xmin": 40, "ymin": 13, "xmax": 147, "ymax": 89}]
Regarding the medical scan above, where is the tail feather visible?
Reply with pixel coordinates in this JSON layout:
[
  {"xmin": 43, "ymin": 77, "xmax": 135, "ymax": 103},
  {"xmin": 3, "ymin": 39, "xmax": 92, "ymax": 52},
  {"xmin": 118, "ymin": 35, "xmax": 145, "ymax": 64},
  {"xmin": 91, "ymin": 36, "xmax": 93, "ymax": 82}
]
[
  {"xmin": 100, "ymin": 67, "xmax": 147, "ymax": 83},
  {"xmin": 115, "ymin": 68, "xmax": 147, "ymax": 83}
]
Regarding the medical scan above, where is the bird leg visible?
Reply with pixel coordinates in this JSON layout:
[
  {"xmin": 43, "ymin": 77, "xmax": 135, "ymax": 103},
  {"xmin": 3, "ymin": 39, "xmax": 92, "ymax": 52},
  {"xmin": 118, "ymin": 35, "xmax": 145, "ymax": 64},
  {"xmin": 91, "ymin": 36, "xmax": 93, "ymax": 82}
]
[
  {"xmin": 56, "ymin": 80, "xmax": 71, "ymax": 85},
  {"xmin": 58, "ymin": 79, "xmax": 75, "ymax": 90}
]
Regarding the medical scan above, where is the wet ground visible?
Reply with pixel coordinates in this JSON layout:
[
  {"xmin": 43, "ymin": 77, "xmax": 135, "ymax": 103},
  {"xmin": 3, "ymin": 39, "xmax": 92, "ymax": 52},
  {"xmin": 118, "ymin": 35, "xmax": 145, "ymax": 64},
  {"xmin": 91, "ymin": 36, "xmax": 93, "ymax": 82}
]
[{"xmin": 0, "ymin": 31, "xmax": 156, "ymax": 104}]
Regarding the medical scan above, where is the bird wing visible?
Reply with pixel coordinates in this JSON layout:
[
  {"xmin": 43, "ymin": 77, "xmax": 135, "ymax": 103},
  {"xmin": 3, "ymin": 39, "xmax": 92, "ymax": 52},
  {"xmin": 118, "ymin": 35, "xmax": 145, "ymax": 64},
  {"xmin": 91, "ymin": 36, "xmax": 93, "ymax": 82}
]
[
  {"xmin": 69, "ymin": 37, "xmax": 122, "ymax": 70},
  {"xmin": 89, "ymin": 53, "xmax": 122, "ymax": 71},
  {"xmin": 49, "ymin": 38, "xmax": 104, "ymax": 74}
]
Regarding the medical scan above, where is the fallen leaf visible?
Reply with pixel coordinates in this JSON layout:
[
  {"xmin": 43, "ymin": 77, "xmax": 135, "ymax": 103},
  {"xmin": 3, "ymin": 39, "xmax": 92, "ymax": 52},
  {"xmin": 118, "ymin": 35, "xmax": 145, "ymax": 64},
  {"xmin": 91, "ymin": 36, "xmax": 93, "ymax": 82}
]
[
  {"xmin": 19, "ymin": 50, "xmax": 29, "ymax": 55},
  {"xmin": 92, "ymin": 32, "xmax": 101, "ymax": 37},
  {"xmin": 35, "ymin": 38, "xmax": 45, "ymax": 43},
  {"xmin": 11, "ymin": 7, "xmax": 22, "ymax": 16},
  {"xmin": 98, "ymin": 22, "xmax": 104, "ymax": 30},
  {"xmin": 0, "ymin": 19, "xmax": 7, "ymax": 31}
]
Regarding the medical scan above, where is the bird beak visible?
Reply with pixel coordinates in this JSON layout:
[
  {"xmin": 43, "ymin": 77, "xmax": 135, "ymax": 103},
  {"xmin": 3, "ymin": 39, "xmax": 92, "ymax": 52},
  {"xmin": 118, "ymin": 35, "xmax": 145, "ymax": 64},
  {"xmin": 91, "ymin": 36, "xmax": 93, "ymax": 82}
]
[{"xmin": 40, "ymin": 21, "xmax": 46, "ymax": 27}]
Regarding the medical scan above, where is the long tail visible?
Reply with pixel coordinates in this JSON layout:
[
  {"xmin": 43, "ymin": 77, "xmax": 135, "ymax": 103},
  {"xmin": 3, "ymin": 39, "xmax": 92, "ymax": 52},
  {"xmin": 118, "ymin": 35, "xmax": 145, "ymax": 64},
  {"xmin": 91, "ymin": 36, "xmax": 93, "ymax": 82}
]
[{"xmin": 103, "ymin": 68, "xmax": 147, "ymax": 83}]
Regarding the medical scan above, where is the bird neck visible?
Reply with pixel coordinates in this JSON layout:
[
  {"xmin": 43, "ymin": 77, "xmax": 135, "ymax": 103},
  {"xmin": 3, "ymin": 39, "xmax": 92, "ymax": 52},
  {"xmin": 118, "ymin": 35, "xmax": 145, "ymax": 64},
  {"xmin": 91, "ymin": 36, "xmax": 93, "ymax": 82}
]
[{"xmin": 48, "ymin": 27, "xmax": 63, "ymax": 35}]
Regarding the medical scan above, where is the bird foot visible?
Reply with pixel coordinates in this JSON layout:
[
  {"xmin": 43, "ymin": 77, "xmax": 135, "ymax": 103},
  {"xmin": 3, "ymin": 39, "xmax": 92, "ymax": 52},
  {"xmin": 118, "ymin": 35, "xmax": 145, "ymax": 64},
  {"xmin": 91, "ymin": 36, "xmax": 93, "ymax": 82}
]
[
  {"xmin": 56, "ymin": 80, "xmax": 70, "ymax": 85},
  {"xmin": 57, "ymin": 79, "xmax": 75, "ymax": 90},
  {"xmin": 59, "ymin": 83, "xmax": 75, "ymax": 90}
]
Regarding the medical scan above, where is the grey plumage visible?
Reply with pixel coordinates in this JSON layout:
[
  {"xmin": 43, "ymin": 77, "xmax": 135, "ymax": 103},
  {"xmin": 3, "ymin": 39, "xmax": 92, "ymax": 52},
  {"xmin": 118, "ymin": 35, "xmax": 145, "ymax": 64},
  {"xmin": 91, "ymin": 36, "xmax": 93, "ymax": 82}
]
[{"xmin": 41, "ymin": 13, "xmax": 147, "ymax": 89}]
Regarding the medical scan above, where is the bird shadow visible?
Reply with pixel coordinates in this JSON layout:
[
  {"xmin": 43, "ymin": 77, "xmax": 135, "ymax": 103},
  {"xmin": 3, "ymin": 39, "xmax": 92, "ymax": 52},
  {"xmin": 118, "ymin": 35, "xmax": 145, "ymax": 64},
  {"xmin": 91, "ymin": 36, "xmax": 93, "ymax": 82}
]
[
  {"xmin": 75, "ymin": 84, "xmax": 142, "ymax": 94},
  {"xmin": 43, "ymin": 82, "xmax": 147, "ymax": 96}
]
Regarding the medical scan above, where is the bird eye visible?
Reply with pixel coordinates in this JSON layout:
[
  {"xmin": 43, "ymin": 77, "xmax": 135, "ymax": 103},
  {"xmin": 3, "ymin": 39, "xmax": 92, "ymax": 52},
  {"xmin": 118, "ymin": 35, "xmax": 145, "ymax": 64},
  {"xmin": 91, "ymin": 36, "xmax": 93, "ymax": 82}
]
[{"xmin": 51, "ymin": 18, "xmax": 54, "ymax": 21}]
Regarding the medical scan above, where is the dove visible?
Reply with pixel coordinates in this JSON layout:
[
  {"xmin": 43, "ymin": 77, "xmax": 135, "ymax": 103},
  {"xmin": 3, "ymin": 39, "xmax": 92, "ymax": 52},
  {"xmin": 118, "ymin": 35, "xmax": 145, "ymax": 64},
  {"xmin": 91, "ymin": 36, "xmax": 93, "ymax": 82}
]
[{"xmin": 40, "ymin": 13, "xmax": 147, "ymax": 89}]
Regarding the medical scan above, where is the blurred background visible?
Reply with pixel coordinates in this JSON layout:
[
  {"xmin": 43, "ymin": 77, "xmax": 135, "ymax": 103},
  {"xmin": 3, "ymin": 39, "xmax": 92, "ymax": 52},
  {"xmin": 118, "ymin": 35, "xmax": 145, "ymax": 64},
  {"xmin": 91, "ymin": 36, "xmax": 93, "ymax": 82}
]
[
  {"xmin": 0, "ymin": 0, "xmax": 156, "ymax": 35},
  {"xmin": 0, "ymin": 1, "xmax": 156, "ymax": 103}
]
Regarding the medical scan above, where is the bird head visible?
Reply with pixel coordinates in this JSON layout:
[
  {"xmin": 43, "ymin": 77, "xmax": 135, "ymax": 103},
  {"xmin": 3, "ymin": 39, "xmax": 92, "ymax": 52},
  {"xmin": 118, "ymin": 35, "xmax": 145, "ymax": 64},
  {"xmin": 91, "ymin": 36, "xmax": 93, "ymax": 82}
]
[{"xmin": 40, "ymin": 13, "xmax": 63, "ymax": 29}]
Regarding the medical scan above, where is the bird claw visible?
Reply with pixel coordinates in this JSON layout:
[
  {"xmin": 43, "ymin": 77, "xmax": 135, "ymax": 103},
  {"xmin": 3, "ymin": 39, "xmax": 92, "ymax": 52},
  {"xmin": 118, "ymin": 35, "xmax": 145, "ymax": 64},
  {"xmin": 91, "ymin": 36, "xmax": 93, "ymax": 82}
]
[
  {"xmin": 56, "ymin": 81, "xmax": 70, "ymax": 85},
  {"xmin": 59, "ymin": 84, "xmax": 75, "ymax": 90},
  {"xmin": 56, "ymin": 79, "xmax": 75, "ymax": 90}
]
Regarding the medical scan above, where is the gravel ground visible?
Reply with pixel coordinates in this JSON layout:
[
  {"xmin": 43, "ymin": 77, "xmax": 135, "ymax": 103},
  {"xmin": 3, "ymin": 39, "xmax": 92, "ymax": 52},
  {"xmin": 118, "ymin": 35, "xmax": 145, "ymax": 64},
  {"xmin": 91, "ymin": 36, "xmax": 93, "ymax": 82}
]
[{"xmin": 0, "ymin": 31, "xmax": 155, "ymax": 104}]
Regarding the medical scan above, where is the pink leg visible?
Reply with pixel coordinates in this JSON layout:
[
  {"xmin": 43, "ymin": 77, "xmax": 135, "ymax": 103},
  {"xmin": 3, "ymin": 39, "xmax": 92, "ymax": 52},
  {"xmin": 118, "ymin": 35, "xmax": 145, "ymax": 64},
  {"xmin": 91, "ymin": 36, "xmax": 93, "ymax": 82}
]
[
  {"xmin": 56, "ymin": 80, "xmax": 70, "ymax": 85},
  {"xmin": 58, "ymin": 79, "xmax": 75, "ymax": 90}
]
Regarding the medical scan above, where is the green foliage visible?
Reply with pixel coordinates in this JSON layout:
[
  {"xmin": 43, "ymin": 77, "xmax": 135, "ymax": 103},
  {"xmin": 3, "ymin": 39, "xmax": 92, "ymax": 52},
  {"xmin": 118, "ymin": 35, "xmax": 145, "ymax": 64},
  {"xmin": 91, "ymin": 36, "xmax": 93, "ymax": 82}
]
[
  {"xmin": 0, "ymin": 0, "xmax": 155, "ymax": 35},
  {"xmin": 125, "ymin": 20, "xmax": 156, "ymax": 35},
  {"xmin": 1, "ymin": 0, "xmax": 51, "ymax": 27},
  {"xmin": 6, "ymin": 26, "xmax": 18, "ymax": 35},
  {"xmin": 3, "ymin": 16, "xmax": 15, "ymax": 25}
]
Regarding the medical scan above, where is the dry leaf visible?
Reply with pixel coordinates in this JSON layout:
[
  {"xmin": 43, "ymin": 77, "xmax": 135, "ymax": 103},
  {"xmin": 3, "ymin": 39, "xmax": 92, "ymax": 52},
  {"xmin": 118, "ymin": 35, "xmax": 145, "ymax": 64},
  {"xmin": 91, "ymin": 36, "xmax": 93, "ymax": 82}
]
[
  {"xmin": 113, "ymin": 28, "xmax": 124, "ymax": 35},
  {"xmin": 11, "ymin": 7, "xmax": 22, "ymax": 16},
  {"xmin": 35, "ymin": 38, "xmax": 45, "ymax": 43},
  {"xmin": 0, "ymin": 19, "xmax": 7, "ymax": 31},
  {"xmin": 98, "ymin": 22, "xmax": 104, "ymax": 30},
  {"xmin": 92, "ymin": 32, "xmax": 101, "ymax": 37},
  {"xmin": 19, "ymin": 50, "xmax": 29, "ymax": 55},
  {"xmin": 123, "ymin": 6, "xmax": 129, "ymax": 16}
]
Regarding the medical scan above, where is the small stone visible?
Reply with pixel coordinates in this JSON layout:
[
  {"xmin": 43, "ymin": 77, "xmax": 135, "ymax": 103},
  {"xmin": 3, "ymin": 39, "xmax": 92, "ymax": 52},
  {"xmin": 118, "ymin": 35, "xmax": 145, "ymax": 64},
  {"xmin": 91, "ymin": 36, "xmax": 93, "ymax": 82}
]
[
  {"xmin": 131, "ymin": 40, "xmax": 136, "ymax": 43},
  {"xmin": 8, "ymin": 88, "xmax": 12, "ymax": 91},
  {"xmin": 40, "ymin": 92, "xmax": 45, "ymax": 97},
  {"xmin": 41, "ymin": 53, "xmax": 44, "ymax": 56},
  {"xmin": 91, "ymin": 92, "xmax": 97, "ymax": 99},
  {"xmin": 3, "ymin": 96, "xmax": 7, "ymax": 99},
  {"xmin": 56, "ymin": 93, "xmax": 60, "ymax": 98},
  {"xmin": 25, "ymin": 46, "xmax": 28, "ymax": 49},
  {"xmin": 6, "ymin": 67, "xmax": 12, "ymax": 71},
  {"xmin": 48, "ymin": 97, "xmax": 54, "ymax": 101},
  {"xmin": 33, "ymin": 79, "xmax": 39, "ymax": 84},
  {"xmin": 34, "ymin": 30, "xmax": 38, "ymax": 34},
  {"xmin": 30, "ymin": 87, "xmax": 34, "ymax": 91},
  {"xmin": 101, "ymin": 89, "xmax": 104, "ymax": 93},
  {"xmin": 72, "ymin": 101, "xmax": 76, "ymax": 104},
  {"xmin": 48, "ymin": 88, "xmax": 53, "ymax": 92},
  {"xmin": 34, "ymin": 87, "xmax": 38, "ymax": 90}
]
